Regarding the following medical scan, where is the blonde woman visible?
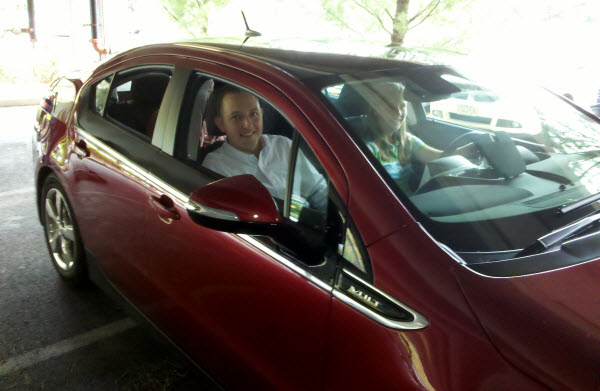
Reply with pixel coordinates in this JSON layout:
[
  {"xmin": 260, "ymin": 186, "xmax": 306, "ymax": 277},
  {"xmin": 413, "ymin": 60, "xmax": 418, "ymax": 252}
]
[{"xmin": 364, "ymin": 82, "xmax": 476, "ymax": 193}]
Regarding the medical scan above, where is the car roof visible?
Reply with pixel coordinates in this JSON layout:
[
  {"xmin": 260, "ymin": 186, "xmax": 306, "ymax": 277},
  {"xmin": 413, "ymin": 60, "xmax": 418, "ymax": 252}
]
[
  {"xmin": 98, "ymin": 39, "xmax": 457, "ymax": 81},
  {"xmin": 194, "ymin": 41, "xmax": 442, "ymax": 78}
]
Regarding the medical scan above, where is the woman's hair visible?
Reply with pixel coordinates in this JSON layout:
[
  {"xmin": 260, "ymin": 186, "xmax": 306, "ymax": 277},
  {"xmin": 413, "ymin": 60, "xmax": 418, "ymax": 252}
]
[{"xmin": 367, "ymin": 82, "xmax": 411, "ymax": 164}]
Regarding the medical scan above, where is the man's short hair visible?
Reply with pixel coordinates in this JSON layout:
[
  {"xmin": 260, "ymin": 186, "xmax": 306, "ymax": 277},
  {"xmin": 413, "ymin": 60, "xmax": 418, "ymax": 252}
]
[{"xmin": 211, "ymin": 85, "xmax": 256, "ymax": 117}]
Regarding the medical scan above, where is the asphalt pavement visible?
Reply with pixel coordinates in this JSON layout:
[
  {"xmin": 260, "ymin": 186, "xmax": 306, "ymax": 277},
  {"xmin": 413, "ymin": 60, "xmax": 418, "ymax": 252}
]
[{"xmin": 0, "ymin": 106, "xmax": 220, "ymax": 390}]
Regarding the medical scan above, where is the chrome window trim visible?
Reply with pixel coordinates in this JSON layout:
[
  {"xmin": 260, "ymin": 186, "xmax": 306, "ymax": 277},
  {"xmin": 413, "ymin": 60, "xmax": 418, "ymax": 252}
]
[
  {"xmin": 75, "ymin": 127, "xmax": 188, "ymax": 205},
  {"xmin": 237, "ymin": 234, "xmax": 333, "ymax": 293},
  {"xmin": 334, "ymin": 269, "xmax": 429, "ymax": 330}
]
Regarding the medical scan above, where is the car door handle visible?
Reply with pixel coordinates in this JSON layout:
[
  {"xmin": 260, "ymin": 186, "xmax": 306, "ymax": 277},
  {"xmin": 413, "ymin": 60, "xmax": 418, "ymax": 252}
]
[
  {"xmin": 73, "ymin": 139, "xmax": 90, "ymax": 158},
  {"xmin": 150, "ymin": 195, "xmax": 180, "ymax": 224}
]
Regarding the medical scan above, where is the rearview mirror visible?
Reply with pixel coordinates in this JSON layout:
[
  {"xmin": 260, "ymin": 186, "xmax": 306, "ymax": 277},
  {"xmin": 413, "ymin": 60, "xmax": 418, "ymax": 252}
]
[{"xmin": 186, "ymin": 174, "xmax": 280, "ymax": 235}]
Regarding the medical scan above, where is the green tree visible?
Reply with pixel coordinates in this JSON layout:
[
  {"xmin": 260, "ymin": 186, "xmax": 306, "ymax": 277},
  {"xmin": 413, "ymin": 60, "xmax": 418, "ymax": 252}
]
[
  {"xmin": 321, "ymin": 0, "xmax": 472, "ymax": 46},
  {"xmin": 160, "ymin": 0, "xmax": 230, "ymax": 38}
]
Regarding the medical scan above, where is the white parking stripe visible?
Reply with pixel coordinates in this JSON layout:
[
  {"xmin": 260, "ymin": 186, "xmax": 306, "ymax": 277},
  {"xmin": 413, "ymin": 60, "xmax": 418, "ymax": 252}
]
[
  {"xmin": 0, "ymin": 318, "xmax": 137, "ymax": 376},
  {"xmin": 0, "ymin": 188, "xmax": 35, "ymax": 197}
]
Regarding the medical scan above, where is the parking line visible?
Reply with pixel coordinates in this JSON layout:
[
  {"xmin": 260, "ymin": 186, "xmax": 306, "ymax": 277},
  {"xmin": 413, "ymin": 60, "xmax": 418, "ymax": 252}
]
[{"xmin": 0, "ymin": 318, "xmax": 137, "ymax": 376}]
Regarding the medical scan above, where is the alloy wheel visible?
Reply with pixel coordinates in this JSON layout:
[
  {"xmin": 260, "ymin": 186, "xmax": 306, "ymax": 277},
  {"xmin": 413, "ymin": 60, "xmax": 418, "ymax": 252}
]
[{"xmin": 44, "ymin": 188, "xmax": 77, "ymax": 272}]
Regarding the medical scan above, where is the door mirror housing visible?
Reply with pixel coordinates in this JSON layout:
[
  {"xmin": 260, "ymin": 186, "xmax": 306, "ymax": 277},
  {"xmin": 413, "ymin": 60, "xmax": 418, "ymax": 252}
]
[
  {"xmin": 187, "ymin": 174, "xmax": 281, "ymax": 235},
  {"xmin": 187, "ymin": 174, "xmax": 329, "ymax": 265}
]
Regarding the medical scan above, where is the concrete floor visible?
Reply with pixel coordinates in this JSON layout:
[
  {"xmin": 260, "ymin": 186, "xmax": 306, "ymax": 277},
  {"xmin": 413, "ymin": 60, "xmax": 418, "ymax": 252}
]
[{"xmin": 0, "ymin": 106, "xmax": 220, "ymax": 390}]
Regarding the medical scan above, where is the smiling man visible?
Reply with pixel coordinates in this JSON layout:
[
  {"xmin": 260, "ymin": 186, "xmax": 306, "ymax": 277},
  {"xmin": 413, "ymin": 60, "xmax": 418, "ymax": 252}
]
[{"xmin": 202, "ymin": 85, "xmax": 296, "ymax": 201}]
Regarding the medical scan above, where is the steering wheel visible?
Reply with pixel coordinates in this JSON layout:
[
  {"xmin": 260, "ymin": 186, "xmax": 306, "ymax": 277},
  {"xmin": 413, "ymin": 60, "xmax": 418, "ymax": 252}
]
[
  {"xmin": 441, "ymin": 130, "xmax": 526, "ymax": 179},
  {"xmin": 439, "ymin": 131, "xmax": 489, "ymax": 162}
]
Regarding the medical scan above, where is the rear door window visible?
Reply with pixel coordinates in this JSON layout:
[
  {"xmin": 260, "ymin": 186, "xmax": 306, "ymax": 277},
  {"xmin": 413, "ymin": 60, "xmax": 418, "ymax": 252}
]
[
  {"xmin": 94, "ymin": 76, "xmax": 112, "ymax": 116},
  {"xmin": 103, "ymin": 68, "xmax": 172, "ymax": 140}
]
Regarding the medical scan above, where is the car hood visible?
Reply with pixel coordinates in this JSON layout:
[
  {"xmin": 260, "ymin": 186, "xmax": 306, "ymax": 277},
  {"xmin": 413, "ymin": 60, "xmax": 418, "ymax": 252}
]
[{"xmin": 454, "ymin": 258, "xmax": 600, "ymax": 390}]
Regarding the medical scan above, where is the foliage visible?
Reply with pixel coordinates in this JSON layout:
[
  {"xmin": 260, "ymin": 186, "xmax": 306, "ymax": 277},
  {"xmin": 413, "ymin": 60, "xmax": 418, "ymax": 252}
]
[
  {"xmin": 32, "ymin": 60, "xmax": 58, "ymax": 84},
  {"xmin": 0, "ymin": 58, "xmax": 57, "ymax": 84},
  {"xmin": 0, "ymin": 66, "xmax": 17, "ymax": 83},
  {"xmin": 321, "ymin": 0, "xmax": 474, "ymax": 48},
  {"xmin": 159, "ymin": 0, "xmax": 230, "ymax": 38}
]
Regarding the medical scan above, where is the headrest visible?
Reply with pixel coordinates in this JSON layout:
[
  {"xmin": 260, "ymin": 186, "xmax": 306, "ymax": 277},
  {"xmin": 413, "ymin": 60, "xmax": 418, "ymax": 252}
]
[{"xmin": 204, "ymin": 91, "xmax": 224, "ymax": 137}]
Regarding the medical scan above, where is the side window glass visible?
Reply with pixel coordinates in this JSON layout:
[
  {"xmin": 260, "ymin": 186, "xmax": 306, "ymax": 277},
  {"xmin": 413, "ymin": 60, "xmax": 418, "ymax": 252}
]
[
  {"xmin": 94, "ymin": 76, "xmax": 112, "ymax": 116},
  {"xmin": 288, "ymin": 137, "xmax": 328, "ymax": 231},
  {"xmin": 340, "ymin": 224, "xmax": 367, "ymax": 274},
  {"xmin": 286, "ymin": 135, "xmax": 370, "ymax": 274},
  {"xmin": 176, "ymin": 77, "xmax": 296, "ymax": 202},
  {"xmin": 103, "ymin": 69, "xmax": 172, "ymax": 139}
]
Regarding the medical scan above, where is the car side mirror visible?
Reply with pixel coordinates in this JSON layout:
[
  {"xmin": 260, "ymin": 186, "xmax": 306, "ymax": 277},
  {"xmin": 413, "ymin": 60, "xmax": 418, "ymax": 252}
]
[
  {"xmin": 187, "ymin": 174, "xmax": 329, "ymax": 265},
  {"xmin": 186, "ymin": 174, "xmax": 281, "ymax": 235}
]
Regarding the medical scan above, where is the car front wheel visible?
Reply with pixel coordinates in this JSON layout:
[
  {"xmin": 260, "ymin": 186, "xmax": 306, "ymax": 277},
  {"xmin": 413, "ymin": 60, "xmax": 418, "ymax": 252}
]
[{"xmin": 41, "ymin": 175, "xmax": 86, "ymax": 284}]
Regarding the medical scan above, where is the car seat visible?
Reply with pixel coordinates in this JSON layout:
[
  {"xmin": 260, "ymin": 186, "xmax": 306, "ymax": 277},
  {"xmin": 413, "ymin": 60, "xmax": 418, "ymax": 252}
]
[
  {"xmin": 130, "ymin": 75, "xmax": 170, "ymax": 138},
  {"xmin": 186, "ymin": 79, "xmax": 215, "ymax": 160}
]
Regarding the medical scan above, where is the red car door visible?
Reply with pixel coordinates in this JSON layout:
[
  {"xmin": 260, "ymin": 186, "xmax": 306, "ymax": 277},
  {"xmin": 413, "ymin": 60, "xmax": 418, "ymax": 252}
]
[
  {"xmin": 71, "ymin": 66, "xmax": 173, "ymax": 304},
  {"xmin": 126, "ymin": 64, "xmax": 341, "ymax": 390}
]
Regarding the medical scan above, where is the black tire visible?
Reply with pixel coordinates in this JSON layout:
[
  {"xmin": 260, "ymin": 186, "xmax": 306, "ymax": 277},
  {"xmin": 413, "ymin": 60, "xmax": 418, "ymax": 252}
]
[{"xmin": 41, "ymin": 174, "xmax": 87, "ymax": 285}]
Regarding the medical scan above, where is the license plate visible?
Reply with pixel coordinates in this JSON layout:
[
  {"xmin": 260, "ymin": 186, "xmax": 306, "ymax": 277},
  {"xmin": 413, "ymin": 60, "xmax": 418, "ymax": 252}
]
[{"xmin": 457, "ymin": 104, "xmax": 478, "ymax": 116}]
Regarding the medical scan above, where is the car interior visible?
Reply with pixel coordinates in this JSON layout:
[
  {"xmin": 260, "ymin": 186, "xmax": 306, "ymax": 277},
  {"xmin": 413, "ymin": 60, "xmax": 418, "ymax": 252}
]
[
  {"xmin": 326, "ymin": 82, "xmax": 586, "ymax": 221},
  {"xmin": 175, "ymin": 76, "xmax": 295, "ymax": 167},
  {"xmin": 105, "ymin": 71, "xmax": 171, "ymax": 139}
]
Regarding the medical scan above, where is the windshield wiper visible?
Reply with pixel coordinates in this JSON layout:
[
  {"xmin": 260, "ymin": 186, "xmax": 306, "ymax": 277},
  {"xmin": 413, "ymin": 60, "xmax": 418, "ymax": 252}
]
[
  {"xmin": 559, "ymin": 191, "xmax": 600, "ymax": 214},
  {"xmin": 516, "ymin": 210, "xmax": 600, "ymax": 257}
]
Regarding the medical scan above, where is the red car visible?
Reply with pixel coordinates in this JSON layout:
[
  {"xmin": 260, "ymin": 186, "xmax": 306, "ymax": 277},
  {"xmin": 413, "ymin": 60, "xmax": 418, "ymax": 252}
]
[{"xmin": 33, "ymin": 42, "xmax": 600, "ymax": 390}]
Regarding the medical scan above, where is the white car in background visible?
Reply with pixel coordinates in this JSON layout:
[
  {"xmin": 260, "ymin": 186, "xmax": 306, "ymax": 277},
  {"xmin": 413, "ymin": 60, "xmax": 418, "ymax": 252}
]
[{"xmin": 428, "ymin": 89, "xmax": 542, "ymax": 136}]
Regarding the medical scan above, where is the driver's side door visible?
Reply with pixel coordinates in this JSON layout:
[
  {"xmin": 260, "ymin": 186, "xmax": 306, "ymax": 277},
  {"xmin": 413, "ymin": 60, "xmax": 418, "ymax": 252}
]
[{"xmin": 133, "ymin": 65, "xmax": 343, "ymax": 390}]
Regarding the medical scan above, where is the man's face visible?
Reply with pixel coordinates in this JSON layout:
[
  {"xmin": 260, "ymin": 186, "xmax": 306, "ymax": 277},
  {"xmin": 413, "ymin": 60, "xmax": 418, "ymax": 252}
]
[{"xmin": 215, "ymin": 92, "xmax": 263, "ymax": 154}]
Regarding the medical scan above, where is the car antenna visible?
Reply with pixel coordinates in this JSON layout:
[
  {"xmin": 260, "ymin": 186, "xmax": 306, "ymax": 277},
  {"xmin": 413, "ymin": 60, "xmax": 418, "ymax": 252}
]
[{"xmin": 240, "ymin": 10, "xmax": 261, "ymax": 48}]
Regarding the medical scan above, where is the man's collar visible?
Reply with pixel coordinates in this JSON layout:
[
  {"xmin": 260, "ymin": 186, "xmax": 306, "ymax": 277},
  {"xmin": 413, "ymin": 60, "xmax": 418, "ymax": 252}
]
[
  {"xmin": 223, "ymin": 139, "xmax": 259, "ymax": 161},
  {"xmin": 223, "ymin": 135, "xmax": 267, "ymax": 159}
]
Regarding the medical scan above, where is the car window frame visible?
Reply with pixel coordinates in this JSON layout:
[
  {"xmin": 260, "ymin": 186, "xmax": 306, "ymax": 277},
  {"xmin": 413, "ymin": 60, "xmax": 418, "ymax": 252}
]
[
  {"xmin": 92, "ymin": 75, "xmax": 113, "ymax": 117},
  {"xmin": 96, "ymin": 64, "xmax": 174, "ymax": 144},
  {"xmin": 76, "ymin": 63, "xmax": 177, "ymax": 170},
  {"xmin": 285, "ymin": 131, "xmax": 372, "ymax": 280},
  {"xmin": 168, "ymin": 71, "xmax": 296, "ymax": 158},
  {"xmin": 157, "ymin": 63, "xmax": 372, "ymax": 282}
]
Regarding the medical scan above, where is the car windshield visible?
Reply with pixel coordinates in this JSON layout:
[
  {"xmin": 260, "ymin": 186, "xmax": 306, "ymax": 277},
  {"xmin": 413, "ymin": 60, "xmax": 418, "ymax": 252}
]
[{"xmin": 317, "ymin": 66, "xmax": 600, "ymax": 255}]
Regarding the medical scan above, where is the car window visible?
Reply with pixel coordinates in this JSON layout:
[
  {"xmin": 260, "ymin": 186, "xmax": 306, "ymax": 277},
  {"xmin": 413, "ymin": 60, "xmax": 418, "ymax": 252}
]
[
  {"xmin": 94, "ymin": 76, "xmax": 112, "ymax": 116},
  {"xmin": 287, "ymin": 136, "xmax": 368, "ymax": 274},
  {"xmin": 288, "ymin": 137, "xmax": 328, "ymax": 229},
  {"xmin": 317, "ymin": 69, "xmax": 600, "ymax": 255},
  {"xmin": 172, "ymin": 74, "xmax": 368, "ymax": 273},
  {"xmin": 174, "ymin": 75, "xmax": 295, "ymax": 202},
  {"xmin": 103, "ymin": 68, "xmax": 172, "ymax": 139}
]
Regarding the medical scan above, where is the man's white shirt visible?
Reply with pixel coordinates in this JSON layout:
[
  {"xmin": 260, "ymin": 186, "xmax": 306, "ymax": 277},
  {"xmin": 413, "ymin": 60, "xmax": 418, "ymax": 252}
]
[{"xmin": 202, "ymin": 134, "xmax": 326, "ymax": 209}]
